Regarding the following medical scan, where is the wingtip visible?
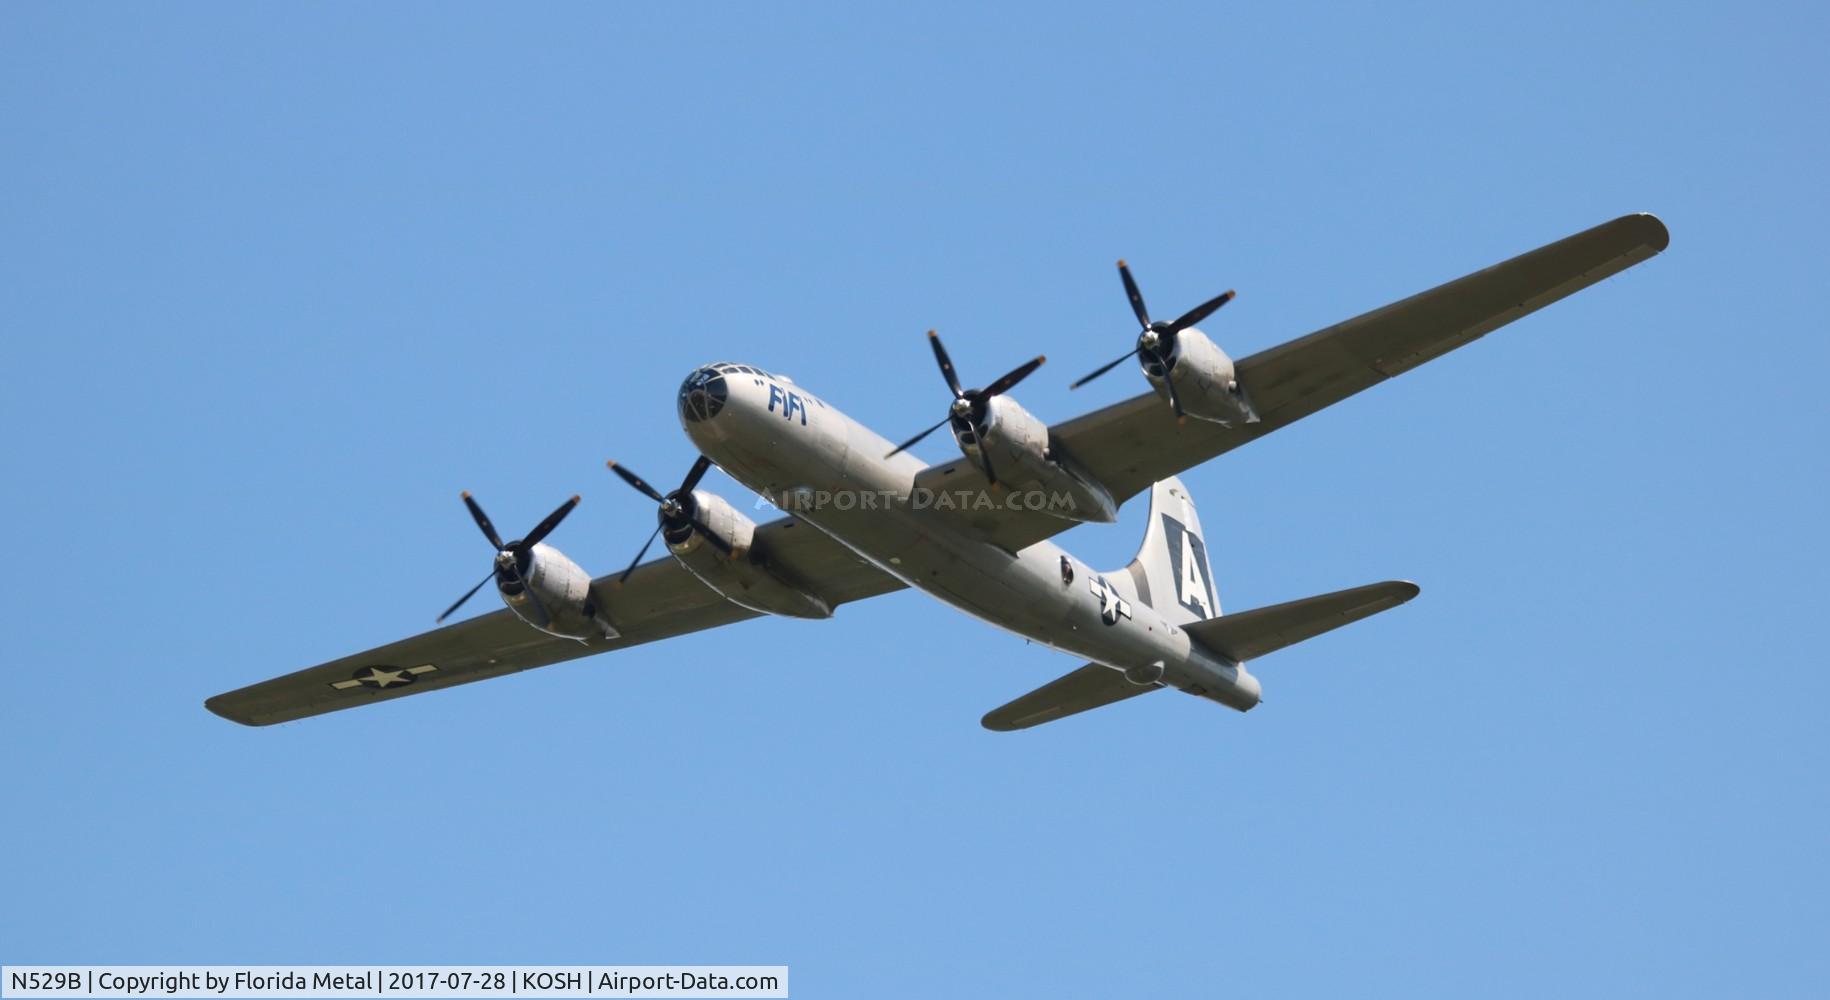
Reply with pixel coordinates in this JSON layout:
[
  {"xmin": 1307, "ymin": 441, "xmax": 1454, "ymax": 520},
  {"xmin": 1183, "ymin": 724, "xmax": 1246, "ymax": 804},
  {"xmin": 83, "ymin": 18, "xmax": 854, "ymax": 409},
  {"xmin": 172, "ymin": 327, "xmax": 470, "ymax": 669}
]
[
  {"xmin": 980, "ymin": 712, "xmax": 1020, "ymax": 732},
  {"xmin": 1604, "ymin": 212, "xmax": 1669, "ymax": 253},
  {"xmin": 203, "ymin": 694, "xmax": 265, "ymax": 727},
  {"xmin": 1634, "ymin": 212, "xmax": 1671, "ymax": 252}
]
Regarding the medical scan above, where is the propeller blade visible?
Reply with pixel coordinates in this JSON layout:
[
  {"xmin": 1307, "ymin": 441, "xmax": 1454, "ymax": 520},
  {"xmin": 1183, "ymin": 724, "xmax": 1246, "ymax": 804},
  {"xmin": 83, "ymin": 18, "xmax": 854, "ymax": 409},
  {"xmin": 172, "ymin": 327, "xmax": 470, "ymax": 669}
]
[
  {"xmin": 977, "ymin": 440, "xmax": 999, "ymax": 487},
  {"xmin": 677, "ymin": 455, "xmax": 713, "ymax": 494},
  {"xmin": 619, "ymin": 522, "xmax": 663, "ymax": 582},
  {"xmin": 461, "ymin": 492, "xmax": 505, "ymax": 550},
  {"xmin": 608, "ymin": 461, "xmax": 666, "ymax": 504},
  {"xmin": 518, "ymin": 494, "xmax": 580, "ymax": 552},
  {"xmin": 949, "ymin": 412, "xmax": 1000, "ymax": 486},
  {"xmin": 928, "ymin": 330, "xmax": 963, "ymax": 397},
  {"xmin": 1167, "ymin": 289, "xmax": 1236, "ymax": 334},
  {"xmin": 437, "ymin": 568, "xmax": 496, "ymax": 623},
  {"xmin": 1147, "ymin": 347, "xmax": 1186, "ymax": 420},
  {"xmin": 1118, "ymin": 259, "xmax": 1151, "ymax": 328},
  {"xmin": 885, "ymin": 415, "xmax": 951, "ymax": 458},
  {"xmin": 982, "ymin": 355, "xmax": 1046, "ymax": 398},
  {"xmin": 1070, "ymin": 346, "xmax": 1142, "ymax": 389}
]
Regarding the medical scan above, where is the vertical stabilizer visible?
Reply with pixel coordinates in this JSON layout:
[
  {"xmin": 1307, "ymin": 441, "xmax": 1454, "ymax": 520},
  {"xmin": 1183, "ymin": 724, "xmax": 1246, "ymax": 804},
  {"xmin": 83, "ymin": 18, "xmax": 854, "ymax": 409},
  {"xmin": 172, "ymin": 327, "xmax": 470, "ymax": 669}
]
[{"xmin": 1116, "ymin": 477, "xmax": 1218, "ymax": 626}]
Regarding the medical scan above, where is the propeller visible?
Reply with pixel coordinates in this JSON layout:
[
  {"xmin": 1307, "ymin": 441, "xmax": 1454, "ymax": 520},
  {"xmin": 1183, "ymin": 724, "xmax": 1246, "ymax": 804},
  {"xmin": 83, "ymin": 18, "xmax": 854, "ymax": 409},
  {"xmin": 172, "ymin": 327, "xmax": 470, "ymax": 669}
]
[
  {"xmin": 1070, "ymin": 259, "xmax": 1235, "ymax": 421},
  {"xmin": 884, "ymin": 330, "xmax": 1045, "ymax": 486},
  {"xmin": 607, "ymin": 455, "xmax": 733, "ymax": 582},
  {"xmin": 437, "ymin": 492, "xmax": 580, "ymax": 623}
]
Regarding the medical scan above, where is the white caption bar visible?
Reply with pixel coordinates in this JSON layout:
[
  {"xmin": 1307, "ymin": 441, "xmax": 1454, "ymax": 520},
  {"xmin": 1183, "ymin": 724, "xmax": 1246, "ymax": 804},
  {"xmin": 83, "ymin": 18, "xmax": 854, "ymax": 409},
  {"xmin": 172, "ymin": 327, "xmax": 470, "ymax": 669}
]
[{"xmin": 1, "ymin": 967, "xmax": 788, "ymax": 999}]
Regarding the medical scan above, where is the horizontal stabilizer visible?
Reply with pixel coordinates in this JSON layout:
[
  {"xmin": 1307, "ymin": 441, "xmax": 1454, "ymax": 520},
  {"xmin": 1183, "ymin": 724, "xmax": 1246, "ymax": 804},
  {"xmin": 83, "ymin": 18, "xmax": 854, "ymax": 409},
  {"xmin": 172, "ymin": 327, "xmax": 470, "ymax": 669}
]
[
  {"xmin": 1183, "ymin": 581, "xmax": 1420, "ymax": 662},
  {"xmin": 982, "ymin": 663, "xmax": 1160, "ymax": 732}
]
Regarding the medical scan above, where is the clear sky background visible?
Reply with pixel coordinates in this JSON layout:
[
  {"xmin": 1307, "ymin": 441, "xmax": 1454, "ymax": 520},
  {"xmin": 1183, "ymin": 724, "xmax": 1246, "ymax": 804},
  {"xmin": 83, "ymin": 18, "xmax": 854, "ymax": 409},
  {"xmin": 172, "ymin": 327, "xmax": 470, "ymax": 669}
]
[{"xmin": 3, "ymin": 3, "xmax": 1826, "ymax": 997}]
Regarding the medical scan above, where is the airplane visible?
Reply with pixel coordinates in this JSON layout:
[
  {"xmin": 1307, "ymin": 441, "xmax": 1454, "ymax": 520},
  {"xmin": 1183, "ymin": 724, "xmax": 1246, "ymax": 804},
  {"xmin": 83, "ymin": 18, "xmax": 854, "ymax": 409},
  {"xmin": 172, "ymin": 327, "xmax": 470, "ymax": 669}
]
[{"xmin": 206, "ymin": 213, "xmax": 1669, "ymax": 731}]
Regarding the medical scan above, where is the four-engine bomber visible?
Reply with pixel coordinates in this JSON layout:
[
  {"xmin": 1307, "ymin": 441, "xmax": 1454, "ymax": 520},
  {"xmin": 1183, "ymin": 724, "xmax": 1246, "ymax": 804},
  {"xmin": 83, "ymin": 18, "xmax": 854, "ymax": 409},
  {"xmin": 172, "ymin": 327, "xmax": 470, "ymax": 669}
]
[{"xmin": 205, "ymin": 213, "xmax": 1671, "ymax": 729}]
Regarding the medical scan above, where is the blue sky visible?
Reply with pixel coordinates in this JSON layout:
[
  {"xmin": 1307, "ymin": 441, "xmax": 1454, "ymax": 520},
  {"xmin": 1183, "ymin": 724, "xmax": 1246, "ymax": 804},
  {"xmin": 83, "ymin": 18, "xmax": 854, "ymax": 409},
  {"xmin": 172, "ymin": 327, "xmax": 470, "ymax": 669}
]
[{"xmin": 2, "ymin": 3, "xmax": 1825, "ymax": 997}]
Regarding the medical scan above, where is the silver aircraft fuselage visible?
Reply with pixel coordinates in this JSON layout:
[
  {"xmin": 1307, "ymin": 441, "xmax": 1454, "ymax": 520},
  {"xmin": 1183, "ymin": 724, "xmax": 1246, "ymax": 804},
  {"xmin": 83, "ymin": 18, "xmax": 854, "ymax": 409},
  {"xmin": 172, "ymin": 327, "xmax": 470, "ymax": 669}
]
[{"xmin": 679, "ymin": 365, "xmax": 1261, "ymax": 712}]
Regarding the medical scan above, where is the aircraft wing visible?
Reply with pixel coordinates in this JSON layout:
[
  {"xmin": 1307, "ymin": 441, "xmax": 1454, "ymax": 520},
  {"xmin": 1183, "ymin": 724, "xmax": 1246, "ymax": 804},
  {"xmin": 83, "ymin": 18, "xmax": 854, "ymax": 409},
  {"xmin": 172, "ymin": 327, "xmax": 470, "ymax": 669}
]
[
  {"xmin": 205, "ymin": 516, "xmax": 901, "ymax": 726},
  {"xmin": 923, "ymin": 213, "xmax": 1670, "ymax": 549}
]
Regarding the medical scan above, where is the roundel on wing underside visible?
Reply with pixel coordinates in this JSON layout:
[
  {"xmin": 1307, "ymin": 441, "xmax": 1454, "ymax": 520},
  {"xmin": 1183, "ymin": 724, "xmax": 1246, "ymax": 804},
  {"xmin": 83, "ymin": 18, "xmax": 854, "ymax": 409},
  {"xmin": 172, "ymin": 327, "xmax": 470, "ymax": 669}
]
[{"xmin": 679, "ymin": 367, "xmax": 729, "ymax": 422}]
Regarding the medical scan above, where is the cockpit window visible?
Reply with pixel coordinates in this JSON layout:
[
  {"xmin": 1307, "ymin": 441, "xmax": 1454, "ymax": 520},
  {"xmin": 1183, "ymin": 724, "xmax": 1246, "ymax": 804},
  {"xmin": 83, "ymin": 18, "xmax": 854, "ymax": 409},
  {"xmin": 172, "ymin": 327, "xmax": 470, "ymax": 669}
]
[{"xmin": 678, "ymin": 367, "xmax": 729, "ymax": 422}]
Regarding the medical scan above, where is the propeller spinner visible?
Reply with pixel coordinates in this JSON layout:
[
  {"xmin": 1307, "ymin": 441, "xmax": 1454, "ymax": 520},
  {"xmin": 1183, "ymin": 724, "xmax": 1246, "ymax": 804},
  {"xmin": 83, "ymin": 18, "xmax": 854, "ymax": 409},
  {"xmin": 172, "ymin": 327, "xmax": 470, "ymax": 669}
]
[
  {"xmin": 883, "ymin": 330, "xmax": 1045, "ymax": 486},
  {"xmin": 607, "ymin": 455, "xmax": 733, "ymax": 582},
  {"xmin": 1070, "ymin": 260, "xmax": 1235, "ymax": 421},
  {"xmin": 437, "ymin": 492, "xmax": 580, "ymax": 623}
]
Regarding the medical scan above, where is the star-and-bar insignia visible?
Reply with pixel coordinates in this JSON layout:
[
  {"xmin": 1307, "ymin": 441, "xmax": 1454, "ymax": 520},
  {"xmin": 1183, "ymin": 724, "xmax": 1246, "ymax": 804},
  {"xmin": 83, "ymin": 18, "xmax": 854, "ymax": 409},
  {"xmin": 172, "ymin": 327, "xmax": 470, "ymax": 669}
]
[
  {"xmin": 331, "ymin": 663, "xmax": 438, "ymax": 691},
  {"xmin": 1089, "ymin": 576, "xmax": 1132, "ymax": 627}
]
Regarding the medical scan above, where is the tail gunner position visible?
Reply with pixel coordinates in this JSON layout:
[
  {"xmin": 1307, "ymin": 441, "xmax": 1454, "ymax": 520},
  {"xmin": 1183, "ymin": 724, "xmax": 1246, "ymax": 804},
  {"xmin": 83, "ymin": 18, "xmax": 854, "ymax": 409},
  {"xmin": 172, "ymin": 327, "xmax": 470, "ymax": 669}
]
[{"xmin": 205, "ymin": 214, "xmax": 1669, "ymax": 729}]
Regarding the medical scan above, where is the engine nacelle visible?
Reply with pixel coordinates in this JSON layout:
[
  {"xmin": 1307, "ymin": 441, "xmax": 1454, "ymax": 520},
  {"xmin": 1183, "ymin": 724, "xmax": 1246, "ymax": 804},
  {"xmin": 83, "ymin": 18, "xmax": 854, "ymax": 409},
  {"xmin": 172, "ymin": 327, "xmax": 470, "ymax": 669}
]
[
  {"xmin": 1148, "ymin": 327, "xmax": 1260, "ymax": 426},
  {"xmin": 960, "ymin": 396, "xmax": 1118, "ymax": 523},
  {"xmin": 501, "ymin": 543, "xmax": 617, "ymax": 640},
  {"xmin": 666, "ymin": 490, "xmax": 833, "ymax": 619}
]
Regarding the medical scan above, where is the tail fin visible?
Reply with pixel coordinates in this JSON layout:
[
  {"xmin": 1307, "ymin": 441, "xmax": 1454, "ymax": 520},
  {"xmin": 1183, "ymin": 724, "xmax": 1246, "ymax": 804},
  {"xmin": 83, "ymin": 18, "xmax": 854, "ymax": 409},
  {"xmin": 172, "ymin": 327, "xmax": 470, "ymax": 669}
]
[{"xmin": 1117, "ymin": 477, "xmax": 1219, "ymax": 626}]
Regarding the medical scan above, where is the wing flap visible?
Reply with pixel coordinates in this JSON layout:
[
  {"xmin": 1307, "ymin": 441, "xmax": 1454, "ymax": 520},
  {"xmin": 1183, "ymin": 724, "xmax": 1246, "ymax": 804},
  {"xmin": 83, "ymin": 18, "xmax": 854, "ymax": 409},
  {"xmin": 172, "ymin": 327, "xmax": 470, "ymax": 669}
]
[
  {"xmin": 1182, "ymin": 581, "xmax": 1420, "ymax": 663},
  {"xmin": 981, "ymin": 663, "xmax": 1160, "ymax": 732}
]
